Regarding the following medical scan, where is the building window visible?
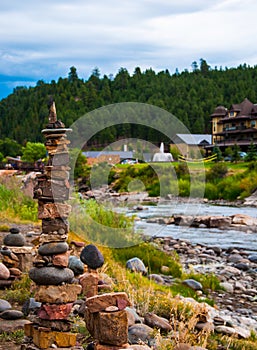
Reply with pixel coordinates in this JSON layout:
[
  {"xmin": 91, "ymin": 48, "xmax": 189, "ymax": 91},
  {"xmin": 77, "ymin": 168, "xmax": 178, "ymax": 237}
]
[
  {"xmin": 229, "ymin": 111, "xmax": 234, "ymax": 117},
  {"xmin": 251, "ymin": 121, "xmax": 256, "ymax": 127}
]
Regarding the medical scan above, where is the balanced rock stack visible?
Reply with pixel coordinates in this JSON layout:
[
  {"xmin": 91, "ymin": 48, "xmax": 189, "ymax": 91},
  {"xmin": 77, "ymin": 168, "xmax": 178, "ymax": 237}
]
[
  {"xmin": 85, "ymin": 292, "xmax": 132, "ymax": 349},
  {"xmin": 3, "ymin": 227, "xmax": 34, "ymax": 272},
  {"xmin": 23, "ymin": 100, "xmax": 82, "ymax": 349},
  {"xmin": 79, "ymin": 244, "xmax": 105, "ymax": 298}
]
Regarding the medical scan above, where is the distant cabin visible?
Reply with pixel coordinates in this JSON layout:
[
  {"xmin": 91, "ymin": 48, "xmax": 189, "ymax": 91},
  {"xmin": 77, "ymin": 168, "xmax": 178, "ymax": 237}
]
[{"xmin": 172, "ymin": 134, "xmax": 212, "ymax": 158}]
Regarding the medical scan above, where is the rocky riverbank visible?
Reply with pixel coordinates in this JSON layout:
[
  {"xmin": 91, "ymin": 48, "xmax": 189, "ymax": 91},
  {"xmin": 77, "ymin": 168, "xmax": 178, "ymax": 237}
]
[{"xmin": 152, "ymin": 235, "xmax": 257, "ymax": 338}]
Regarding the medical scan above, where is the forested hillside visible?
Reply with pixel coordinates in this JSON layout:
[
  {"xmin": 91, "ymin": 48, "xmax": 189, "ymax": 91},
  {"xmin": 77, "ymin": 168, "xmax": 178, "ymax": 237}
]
[{"xmin": 1, "ymin": 59, "xmax": 257, "ymax": 145}]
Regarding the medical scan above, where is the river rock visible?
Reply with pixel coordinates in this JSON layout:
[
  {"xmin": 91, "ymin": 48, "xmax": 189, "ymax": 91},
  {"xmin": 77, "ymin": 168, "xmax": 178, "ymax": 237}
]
[
  {"xmin": 0, "ymin": 299, "xmax": 12, "ymax": 312},
  {"xmin": 234, "ymin": 262, "xmax": 249, "ymax": 271},
  {"xmin": 80, "ymin": 244, "xmax": 104, "ymax": 270},
  {"xmin": 227, "ymin": 253, "xmax": 244, "ymax": 263},
  {"xmin": 144, "ymin": 312, "xmax": 172, "ymax": 332},
  {"xmin": 182, "ymin": 279, "xmax": 203, "ymax": 291},
  {"xmin": 0, "ymin": 309, "xmax": 24, "ymax": 320},
  {"xmin": 220, "ymin": 282, "xmax": 234, "ymax": 293},
  {"xmin": 126, "ymin": 307, "xmax": 143, "ymax": 325},
  {"xmin": 68, "ymin": 255, "xmax": 84, "ymax": 275},
  {"xmin": 126, "ymin": 257, "xmax": 147, "ymax": 275},
  {"xmin": 29, "ymin": 266, "xmax": 74, "ymax": 285},
  {"xmin": 215, "ymin": 325, "xmax": 236, "ymax": 335},
  {"xmin": 248, "ymin": 254, "xmax": 257, "ymax": 263},
  {"xmin": 0, "ymin": 262, "xmax": 10, "ymax": 279},
  {"xmin": 209, "ymin": 216, "xmax": 232, "ymax": 228},
  {"xmin": 3, "ymin": 229, "xmax": 26, "ymax": 247},
  {"xmin": 38, "ymin": 241, "xmax": 69, "ymax": 256},
  {"xmin": 148, "ymin": 274, "xmax": 165, "ymax": 284},
  {"xmin": 231, "ymin": 213, "xmax": 257, "ymax": 226},
  {"xmin": 128, "ymin": 324, "xmax": 155, "ymax": 345},
  {"xmin": 22, "ymin": 298, "xmax": 41, "ymax": 316}
]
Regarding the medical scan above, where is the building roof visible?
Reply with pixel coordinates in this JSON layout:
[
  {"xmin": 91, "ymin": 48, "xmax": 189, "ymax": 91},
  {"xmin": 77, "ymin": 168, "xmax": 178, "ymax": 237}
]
[
  {"xmin": 175, "ymin": 134, "xmax": 212, "ymax": 145},
  {"xmin": 211, "ymin": 105, "xmax": 227, "ymax": 117},
  {"xmin": 230, "ymin": 98, "xmax": 253, "ymax": 116}
]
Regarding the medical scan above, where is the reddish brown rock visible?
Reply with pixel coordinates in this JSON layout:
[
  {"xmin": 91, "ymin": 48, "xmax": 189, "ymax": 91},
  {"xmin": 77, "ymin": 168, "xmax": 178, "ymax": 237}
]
[
  {"xmin": 79, "ymin": 271, "xmax": 99, "ymax": 298},
  {"xmin": 38, "ymin": 303, "xmax": 73, "ymax": 320},
  {"xmin": 52, "ymin": 250, "xmax": 70, "ymax": 267},
  {"xmin": 35, "ymin": 284, "xmax": 82, "ymax": 304},
  {"xmin": 9, "ymin": 267, "xmax": 22, "ymax": 277},
  {"xmin": 144, "ymin": 312, "xmax": 172, "ymax": 332},
  {"xmin": 38, "ymin": 202, "xmax": 72, "ymax": 219},
  {"xmin": 85, "ymin": 309, "xmax": 128, "ymax": 346},
  {"xmin": 86, "ymin": 292, "xmax": 131, "ymax": 313},
  {"xmin": 42, "ymin": 218, "xmax": 69, "ymax": 234},
  {"xmin": 209, "ymin": 216, "xmax": 232, "ymax": 228}
]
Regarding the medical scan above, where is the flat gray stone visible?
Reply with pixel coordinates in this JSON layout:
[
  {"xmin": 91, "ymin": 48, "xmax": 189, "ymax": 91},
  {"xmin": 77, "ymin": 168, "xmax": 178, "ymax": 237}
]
[{"xmin": 29, "ymin": 267, "xmax": 74, "ymax": 285}]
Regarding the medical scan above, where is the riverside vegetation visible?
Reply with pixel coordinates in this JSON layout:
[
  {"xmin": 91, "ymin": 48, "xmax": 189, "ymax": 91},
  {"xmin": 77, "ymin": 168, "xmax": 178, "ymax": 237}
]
[
  {"xmin": 0, "ymin": 176, "xmax": 257, "ymax": 348},
  {"xmin": 87, "ymin": 159, "xmax": 257, "ymax": 201}
]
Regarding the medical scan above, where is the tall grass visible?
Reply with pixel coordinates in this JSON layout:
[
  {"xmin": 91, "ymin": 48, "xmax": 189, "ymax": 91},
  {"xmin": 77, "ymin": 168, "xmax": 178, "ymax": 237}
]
[
  {"xmin": 69, "ymin": 198, "xmax": 141, "ymax": 248},
  {"xmin": 0, "ymin": 177, "xmax": 37, "ymax": 222}
]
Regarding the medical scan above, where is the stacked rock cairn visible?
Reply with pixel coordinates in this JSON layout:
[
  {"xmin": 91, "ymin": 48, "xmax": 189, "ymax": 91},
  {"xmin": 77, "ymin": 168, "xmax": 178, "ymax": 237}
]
[
  {"xmin": 23, "ymin": 100, "xmax": 82, "ymax": 349},
  {"xmin": 79, "ymin": 245, "xmax": 132, "ymax": 349}
]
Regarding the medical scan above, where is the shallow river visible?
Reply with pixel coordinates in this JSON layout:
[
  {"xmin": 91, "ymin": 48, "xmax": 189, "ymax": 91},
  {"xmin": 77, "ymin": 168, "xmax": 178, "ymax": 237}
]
[{"xmin": 123, "ymin": 202, "xmax": 257, "ymax": 253}]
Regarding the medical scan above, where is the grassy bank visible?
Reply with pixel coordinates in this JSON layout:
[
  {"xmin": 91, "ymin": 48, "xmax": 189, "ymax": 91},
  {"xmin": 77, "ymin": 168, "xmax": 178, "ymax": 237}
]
[
  {"xmin": 110, "ymin": 161, "xmax": 257, "ymax": 201},
  {"xmin": 0, "ymin": 177, "xmax": 38, "ymax": 222}
]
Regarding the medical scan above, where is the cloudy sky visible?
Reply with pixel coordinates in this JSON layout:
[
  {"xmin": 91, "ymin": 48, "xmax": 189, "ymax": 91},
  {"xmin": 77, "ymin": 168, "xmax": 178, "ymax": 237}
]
[{"xmin": 0, "ymin": 0, "xmax": 257, "ymax": 99}]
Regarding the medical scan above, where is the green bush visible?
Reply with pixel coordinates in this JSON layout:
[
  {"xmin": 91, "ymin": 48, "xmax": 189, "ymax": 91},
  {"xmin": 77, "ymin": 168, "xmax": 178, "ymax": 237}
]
[
  {"xmin": 206, "ymin": 163, "xmax": 228, "ymax": 182},
  {"xmin": 204, "ymin": 182, "xmax": 220, "ymax": 200},
  {"xmin": 112, "ymin": 242, "xmax": 182, "ymax": 278}
]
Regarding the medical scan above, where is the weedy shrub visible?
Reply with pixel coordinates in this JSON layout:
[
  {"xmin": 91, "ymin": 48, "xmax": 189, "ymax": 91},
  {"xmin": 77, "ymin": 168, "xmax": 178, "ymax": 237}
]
[
  {"xmin": 217, "ymin": 176, "xmax": 242, "ymax": 201},
  {"xmin": 0, "ymin": 274, "xmax": 32, "ymax": 304},
  {"xmin": 206, "ymin": 162, "xmax": 228, "ymax": 182},
  {"xmin": 0, "ymin": 224, "xmax": 10, "ymax": 232},
  {"xmin": 0, "ymin": 329, "xmax": 24, "ymax": 344}
]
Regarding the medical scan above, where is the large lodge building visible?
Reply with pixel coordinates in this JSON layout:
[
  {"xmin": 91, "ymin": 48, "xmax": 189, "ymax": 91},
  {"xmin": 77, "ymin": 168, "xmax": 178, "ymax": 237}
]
[{"xmin": 211, "ymin": 98, "xmax": 257, "ymax": 151}]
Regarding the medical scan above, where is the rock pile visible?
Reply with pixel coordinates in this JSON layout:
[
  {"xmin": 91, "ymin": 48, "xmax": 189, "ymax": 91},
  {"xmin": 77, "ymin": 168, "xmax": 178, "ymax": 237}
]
[
  {"xmin": 23, "ymin": 100, "xmax": 82, "ymax": 349},
  {"xmin": 147, "ymin": 213, "xmax": 257, "ymax": 232},
  {"xmin": 153, "ymin": 236, "xmax": 257, "ymax": 338},
  {"xmin": 85, "ymin": 292, "xmax": 132, "ymax": 349},
  {"xmin": 79, "ymin": 244, "xmax": 105, "ymax": 298}
]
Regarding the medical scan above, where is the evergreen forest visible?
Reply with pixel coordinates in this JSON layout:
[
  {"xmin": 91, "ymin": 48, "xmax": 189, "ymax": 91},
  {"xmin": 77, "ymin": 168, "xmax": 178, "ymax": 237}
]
[{"xmin": 1, "ymin": 59, "xmax": 257, "ymax": 146}]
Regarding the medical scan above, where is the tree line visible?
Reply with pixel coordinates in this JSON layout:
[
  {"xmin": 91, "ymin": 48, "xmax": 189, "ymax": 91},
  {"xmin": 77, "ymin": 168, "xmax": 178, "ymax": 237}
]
[{"xmin": 1, "ymin": 59, "xmax": 257, "ymax": 146}]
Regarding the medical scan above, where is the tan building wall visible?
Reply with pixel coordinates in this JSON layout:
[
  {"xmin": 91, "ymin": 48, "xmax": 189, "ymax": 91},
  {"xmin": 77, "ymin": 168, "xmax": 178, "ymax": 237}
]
[{"xmin": 86, "ymin": 155, "xmax": 120, "ymax": 166}]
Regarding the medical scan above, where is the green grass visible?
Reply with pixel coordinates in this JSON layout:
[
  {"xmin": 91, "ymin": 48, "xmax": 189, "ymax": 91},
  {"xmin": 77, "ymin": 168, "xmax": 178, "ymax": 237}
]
[
  {"xmin": 0, "ymin": 330, "xmax": 24, "ymax": 344},
  {"xmin": 111, "ymin": 242, "xmax": 182, "ymax": 278},
  {"xmin": 0, "ymin": 177, "xmax": 38, "ymax": 222}
]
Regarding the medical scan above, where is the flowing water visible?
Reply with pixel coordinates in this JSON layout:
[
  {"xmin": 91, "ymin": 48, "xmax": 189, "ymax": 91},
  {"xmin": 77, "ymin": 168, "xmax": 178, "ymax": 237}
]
[{"xmin": 121, "ymin": 202, "xmax": 257, "ymax": 253}]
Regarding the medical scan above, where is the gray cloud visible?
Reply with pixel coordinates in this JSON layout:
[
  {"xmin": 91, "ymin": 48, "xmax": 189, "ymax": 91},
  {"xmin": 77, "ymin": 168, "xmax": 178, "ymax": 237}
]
[{"xmin": 0, "ymin": 0, "xmax": 257, "ymax": 88}]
